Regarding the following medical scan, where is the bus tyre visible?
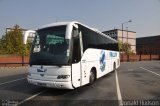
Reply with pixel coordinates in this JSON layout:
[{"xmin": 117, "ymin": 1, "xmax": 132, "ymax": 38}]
[{"xmin": 89, "ymin": 69, "xmax": 96, "ymax": 85}]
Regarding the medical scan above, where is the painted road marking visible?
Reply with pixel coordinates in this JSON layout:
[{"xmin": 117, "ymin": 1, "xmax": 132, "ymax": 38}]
[
  {"xmin": 17, "ymin": 89, "xmax": 48, "ymax": 106},
  {"xmin": 140, "ymin": 67, "xmax": 160, "ymax": 77},
  {"xmin": 115, "ymin": 70, "xmax": 123, "ymax": 106},
  {"xmin": 128, "ymin": 69, "xmax": 134, "ymax": 71},
  {"xmin": 0, "ymin": 78, "xmax": 26, "ymax": 86}
]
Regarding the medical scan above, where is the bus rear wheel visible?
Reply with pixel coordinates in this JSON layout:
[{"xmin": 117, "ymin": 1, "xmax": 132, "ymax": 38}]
[{"xmin": 89, "ymin": 69, "xmax": 96, "ymax": 84}]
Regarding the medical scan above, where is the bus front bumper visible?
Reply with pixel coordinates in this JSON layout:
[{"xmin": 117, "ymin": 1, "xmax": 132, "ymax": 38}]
[{"xmin": 27, "ymin": 78, "xmax": 74, "ymax": 89}]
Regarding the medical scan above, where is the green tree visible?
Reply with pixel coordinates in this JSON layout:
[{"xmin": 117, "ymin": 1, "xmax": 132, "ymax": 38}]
[
  {"xmin": 118, "ymin": 40, "xmax": 123, "ymax": 52},
  {"xmin": 0, "ymin": 25, "xmax": 31, "ymax": 55},
  {"xmin": 118, "ymin": 41, "xmax": 132, "ymax": 54},
  {"xmin": 6, "ymin": 25, "xmax": 23, "ymax": 54},
  {"xmin": 0, "ymin": 39, "xmax": 3, "ymax": 53},
  {"xmin": 0, "ymin": 35, "xmax": 7, "ymax": 54},
  {"xmin": 122, "ymin": 42, "xmax": 131, "ymax": 54}
]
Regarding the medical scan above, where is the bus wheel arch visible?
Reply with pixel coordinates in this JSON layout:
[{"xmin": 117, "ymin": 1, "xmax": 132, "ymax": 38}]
[{"xmin": 89, "ymin": 67, "xmax": 97, "ymax": 84}]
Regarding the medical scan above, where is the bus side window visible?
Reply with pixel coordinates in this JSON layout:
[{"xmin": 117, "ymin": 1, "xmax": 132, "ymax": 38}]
[{"xmin": 72, "ymin": 37, "xmax": 81, "ymax": 63}]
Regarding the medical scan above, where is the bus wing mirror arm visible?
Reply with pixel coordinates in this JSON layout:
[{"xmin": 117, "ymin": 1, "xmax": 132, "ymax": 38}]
[{"xmin": 23, "ymin": 30, "xmax": 36, "ymax": 44}]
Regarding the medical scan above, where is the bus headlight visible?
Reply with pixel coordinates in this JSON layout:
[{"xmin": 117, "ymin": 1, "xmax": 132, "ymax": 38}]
[{"xmin": 57, "ymin": 75, "xmax": 70, "ymax": 79}]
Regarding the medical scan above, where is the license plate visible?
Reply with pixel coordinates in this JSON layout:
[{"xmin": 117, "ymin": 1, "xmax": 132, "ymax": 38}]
[{"xmin": 37, "ymin": 82, "xmax": 46, "ymax": 86}]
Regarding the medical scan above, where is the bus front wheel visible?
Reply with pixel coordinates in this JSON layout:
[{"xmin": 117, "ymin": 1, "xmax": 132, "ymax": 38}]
[{"xmin": 89, "ymin": 69, "xmax": 96, "ymax": 84}]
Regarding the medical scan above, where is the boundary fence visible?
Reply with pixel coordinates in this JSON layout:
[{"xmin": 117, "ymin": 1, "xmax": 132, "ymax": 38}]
[
  {"xmin": 121, "ymin": 54, "xmax": 160, "ymax": 62},
  {"xmin": 0, "ymin": 55, "xmax": 29, "ymax": 67},
  {"xmin": 0, "ymin": 54, "xmax": 160, "ymax": 67}
]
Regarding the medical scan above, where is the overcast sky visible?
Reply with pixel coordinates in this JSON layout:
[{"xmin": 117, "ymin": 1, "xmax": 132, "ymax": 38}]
[{"xmin": 0, "ymin": 0, "xmax": 160, "ymax": 38}]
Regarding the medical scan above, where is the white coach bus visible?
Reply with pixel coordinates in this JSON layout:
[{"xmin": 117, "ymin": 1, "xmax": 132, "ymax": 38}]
[{"xmin": 24, "ymin": 21, "xmax": 120, "ymax": 89}]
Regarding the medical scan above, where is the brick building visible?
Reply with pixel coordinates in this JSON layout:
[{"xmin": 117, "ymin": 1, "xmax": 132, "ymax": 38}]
[{"xmin": 103, "ymin": 29, "xmax": 136, "ymax": 53}]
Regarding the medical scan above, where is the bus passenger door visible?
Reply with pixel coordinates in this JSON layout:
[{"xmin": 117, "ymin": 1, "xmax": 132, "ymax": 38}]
[
  {"xmin": 71, "ymin": 35, "xmax": 81, "ymax": 88},
  {"xmin": 79, "ymin": 32, "xmax": 88, "ymax": 85}
]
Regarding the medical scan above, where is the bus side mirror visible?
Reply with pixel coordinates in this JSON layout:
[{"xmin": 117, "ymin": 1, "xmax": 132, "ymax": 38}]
[{"xmin": 23, "ymin": 30, "xmax": 36, "ymax": 44}]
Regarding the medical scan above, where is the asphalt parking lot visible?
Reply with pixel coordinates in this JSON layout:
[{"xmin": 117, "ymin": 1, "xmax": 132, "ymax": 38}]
[{"xmin": 0, "ymin": 61, "xmax": 160, "ymax": 106}]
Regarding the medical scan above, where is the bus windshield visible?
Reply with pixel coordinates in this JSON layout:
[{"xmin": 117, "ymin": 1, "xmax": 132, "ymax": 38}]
[{"xmin": 29, "ymin": 25, "xmax": 71, "ymax": 65}]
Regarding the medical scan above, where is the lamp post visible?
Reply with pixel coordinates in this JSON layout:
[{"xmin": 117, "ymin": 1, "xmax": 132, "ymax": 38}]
[
  {"xmin": 121, "ymin": 20, "xmax": 132, "ymax": 62},
  {"xmin": 121, "ymin": 20, "xmax": 132, "ymax": 51},
  {"xmin": 126, "ymin": 27, "xmax": 128, "ymax": 44}
]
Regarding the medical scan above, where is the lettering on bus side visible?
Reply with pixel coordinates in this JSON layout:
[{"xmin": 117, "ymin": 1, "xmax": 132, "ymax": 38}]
[
  {"xmin": 100, "ymin": 50, "xmax": 106, "ymax": 72},
  {"xmin": 109, "ymin": 52, "xmax": 117, "ymax": 57}
]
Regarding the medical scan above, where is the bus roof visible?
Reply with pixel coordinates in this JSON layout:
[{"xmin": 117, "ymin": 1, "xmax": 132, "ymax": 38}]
[{"xmin": 39, "ymin": 21, "xmax": 118, "ymax": 43}]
